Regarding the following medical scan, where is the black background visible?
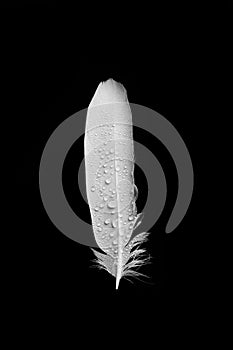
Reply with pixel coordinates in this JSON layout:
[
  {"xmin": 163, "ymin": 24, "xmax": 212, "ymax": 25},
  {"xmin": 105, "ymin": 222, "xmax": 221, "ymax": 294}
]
[{"xmin": 2, "ymin": 2, "xmax": 231, "ymax": 329}]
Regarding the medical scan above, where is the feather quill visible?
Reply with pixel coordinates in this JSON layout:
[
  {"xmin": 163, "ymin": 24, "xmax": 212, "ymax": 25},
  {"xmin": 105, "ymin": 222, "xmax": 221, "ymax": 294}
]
[{"xmin": 84, "ymin": 79, "xmax": 150, "ymax": 289}]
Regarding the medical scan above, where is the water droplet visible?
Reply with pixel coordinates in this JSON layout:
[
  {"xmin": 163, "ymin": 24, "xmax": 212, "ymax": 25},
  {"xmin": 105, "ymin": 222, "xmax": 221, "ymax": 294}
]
[
  {"xmin": 105, "ymin": 178, "xmax": 111, "ymax": 184},
  {"xmin": 113, "ymin": 240, "xmax": 117, "ymax": 245},
  {"xmin": 128, "ymin": 215, "xmax": 134, "ymax": 221},
  {"xmin": 97, "ymin": 227, "xmax": 102, "ymax": 232},
  {"xmin": 110, "ymin": 232, "xmax": 114, "ymax": 237},
  {"xmin": 108, "ymin": 201, "xmax": 116, "ymax": 209},
  {"xmin": 104, "ymin": 169, "xmax": 108, "ymax": 174},
  {"xmin": 129, "ymin": 223, "xmax": 134, "ymax": 229},
  {"xmin": 115, "ymin": 166, "xmax": 120, "ymax": 172},
  {"xmin": 103, "ymin": 196, "xmax": 108, "ymax": 201},
  {"xmin": 94, "ymin": 207, "xmax": 99, "ymax": 211},
  {"xmin": 91, "ymin": 186, "xmax": 95, "ymax": 192},
  {"xmin": 104, "ymin": 219, "xmax": 110, "ymax": 225},
  {"xmin": 112, "ymin": 220, "xmax": 117, "ymax": 228}
]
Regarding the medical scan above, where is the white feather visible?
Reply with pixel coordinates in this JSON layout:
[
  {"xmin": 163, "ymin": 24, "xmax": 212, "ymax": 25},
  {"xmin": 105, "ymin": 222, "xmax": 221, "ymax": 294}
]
[{"xmin": 84, "ymin": 79, "xmax": 150, "ymax": 289}]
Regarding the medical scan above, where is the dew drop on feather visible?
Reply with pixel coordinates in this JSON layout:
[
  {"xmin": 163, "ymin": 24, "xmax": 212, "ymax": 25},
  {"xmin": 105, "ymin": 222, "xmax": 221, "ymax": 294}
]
[
  {"xmin": 112, "ymin": 220, "xmax": 117, "ymax": 228},
  {"xmin": 108, "ymin": 201, "xmax": 116, "ymax": 209}
]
